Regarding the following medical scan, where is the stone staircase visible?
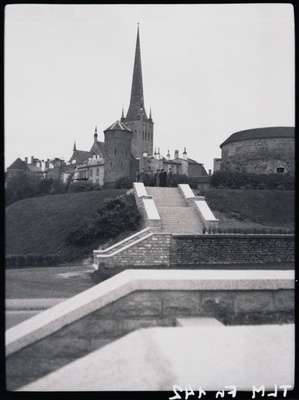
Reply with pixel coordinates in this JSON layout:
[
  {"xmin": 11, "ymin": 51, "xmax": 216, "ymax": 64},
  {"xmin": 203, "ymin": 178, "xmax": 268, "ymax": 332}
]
[{"xmin": 145, "ymin": 187, "xmax": 204, "ymax": 234}]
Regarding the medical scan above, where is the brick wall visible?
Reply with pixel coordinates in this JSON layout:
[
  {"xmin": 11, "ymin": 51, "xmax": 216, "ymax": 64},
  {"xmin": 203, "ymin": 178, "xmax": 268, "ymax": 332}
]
[
  {"xmin": 96, "ymin": 233, "xmax": 294, "ymax": 268},
  {"xmin": 170, "ymin": 234, "xmax": 294, "ymax": 265},
  {"xmin": 101, "ymin": 233, "xmax": 171, "ymax": 268},
  {"xmin": 6, "ymin": 288, "xmax": 294, "ymax": 390}
]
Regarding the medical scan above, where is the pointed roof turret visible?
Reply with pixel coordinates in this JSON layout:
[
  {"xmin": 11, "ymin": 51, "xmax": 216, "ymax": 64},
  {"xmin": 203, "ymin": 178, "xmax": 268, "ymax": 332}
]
[
  {"xmin": 121, "ymin": 106, "xmax": 125, "ymax": 122},
  {"xmin": 94, "ymin": 126, "xmax": 98, "ymax": 142},
  {"xmin": 125, "ymin": 24, "xmax": 148, "ymax": 121},
  {"xmin": 73, "ymin": 141, "xmax": 77, "ymax": 152}
]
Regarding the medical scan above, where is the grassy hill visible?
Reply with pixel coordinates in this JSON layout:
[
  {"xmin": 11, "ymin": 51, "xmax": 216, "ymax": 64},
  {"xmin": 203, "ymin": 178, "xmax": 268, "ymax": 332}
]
[
  {"xmin": 204, "ymin": 189, "xmax": 294, "ymax": 229},
  {"xmin": 5, "ymin": 189, "xmax": 128, "ymax": 262},
  {"xmin": 6, "ymin": 188, "xmax": 294, "ymax": 264}
]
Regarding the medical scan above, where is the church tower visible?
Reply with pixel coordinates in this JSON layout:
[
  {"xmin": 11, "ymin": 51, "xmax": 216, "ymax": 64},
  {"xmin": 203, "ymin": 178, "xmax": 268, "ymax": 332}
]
[{"xmin": 121, "ymin": 24, "xmax": 154, "ymax": 159}]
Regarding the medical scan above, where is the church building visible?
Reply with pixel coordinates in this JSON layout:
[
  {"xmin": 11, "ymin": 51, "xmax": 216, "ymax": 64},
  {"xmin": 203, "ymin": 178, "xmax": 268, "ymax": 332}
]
[
  {"xmin": 6, "ymin": 25, "xmax": 207, "ymax": 186},
  {"xmin": 71, "ymin": 24, "xmax": 207, "ymax": 185}
]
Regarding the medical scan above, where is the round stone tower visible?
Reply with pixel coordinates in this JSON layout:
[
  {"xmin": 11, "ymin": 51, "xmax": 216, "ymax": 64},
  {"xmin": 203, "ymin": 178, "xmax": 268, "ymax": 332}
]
[
  {"xmin": 104, "ymin": 120, "xmax": 133, "ymax": 184},
  {"xmin": 220, "ymin": 127, "xmax": 295, "ymax": 175}
]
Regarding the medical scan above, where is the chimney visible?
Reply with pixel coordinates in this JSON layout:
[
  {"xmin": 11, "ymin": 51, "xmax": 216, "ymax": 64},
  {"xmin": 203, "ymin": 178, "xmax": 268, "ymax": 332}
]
[
  {"xmin": 209, "ymin": 169, "xmax": 212, "ymax": 175},
  {"xmin": 25, "ymin": 157, "xmax": 28, "ymax": 164},
  {"xmin": 183, "ymin": 147, "xmax": 187, "ymax": 160},
  {"xmin": 31, "ymin": 156, "xmax": 34, "ymax": 165},
  {"xmin": 167, "ymin": 150, "xmax": 170, "ymax": 161},
  {"xmin": 174, "ymin": 150, "xmax": 179, "ymax": 159}
]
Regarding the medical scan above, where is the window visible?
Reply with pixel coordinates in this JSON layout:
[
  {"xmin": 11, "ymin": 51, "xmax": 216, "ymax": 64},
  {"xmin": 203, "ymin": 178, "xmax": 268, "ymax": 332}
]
[
  {"xmin": 96, "ymin": 168, "xmax": 99, "ymax": 176},
  {"xmin": 276, "ymin": 167, "xmax": 285, "ymax": 174},
  {"xmin": 114, "ymin": 149, "xmax": 116, "ymax": 155}
]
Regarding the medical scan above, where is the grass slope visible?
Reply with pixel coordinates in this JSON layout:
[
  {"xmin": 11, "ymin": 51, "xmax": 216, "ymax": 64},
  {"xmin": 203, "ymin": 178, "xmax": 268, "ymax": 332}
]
[
  {"xmin": 6, "ymin": 189, "xmax": 294, "ymax": 263},
  {"xmin": 5, "ymin": 189, "xmax": 127, "ymax": 262},
  {"xmin": 205, "ymin": 189, "xmax": 294, "ymax": 229}
]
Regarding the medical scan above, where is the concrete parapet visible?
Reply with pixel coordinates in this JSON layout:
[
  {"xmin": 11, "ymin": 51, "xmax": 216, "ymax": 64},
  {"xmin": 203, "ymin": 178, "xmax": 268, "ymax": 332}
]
[
  {"xmin": 6, "ymin": 269, "xmax": 294, "ymax": 390},
  {"xmin": 194, "ymin": 199, "xmax": 219, "ymax": 230},
  {"xmin": 178, "ymin": 183, "xmax": 218, "ymax": 231},
  {"xmin": 6, "ymin": 269, "xmax": 294, "ymax": 354},
  {"xmin": 133, "ymin": 182, "xmax": 162, "ymax": 231}
]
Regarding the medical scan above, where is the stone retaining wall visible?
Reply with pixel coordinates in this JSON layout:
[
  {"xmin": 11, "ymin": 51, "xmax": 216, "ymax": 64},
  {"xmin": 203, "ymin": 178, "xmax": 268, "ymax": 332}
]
[
  {"xmin": 97, "ymin": 234, "xmax": 294, "ymax": 268},
  {"xmin": 99, "ymin": 233, "xmax": 172, "ymax": 268},
  {"xmin": 171, "ymin": 234, "xmax": 294, "ymax": 265},
  {"xmin": 6, "ymin": 286, "xmax": 294, "ymax": 390}
]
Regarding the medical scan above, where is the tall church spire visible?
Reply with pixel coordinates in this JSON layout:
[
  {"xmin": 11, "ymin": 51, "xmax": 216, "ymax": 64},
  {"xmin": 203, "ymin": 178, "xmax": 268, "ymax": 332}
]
[{"xmin": 125, "ymin": 24, "xmax": 147, "ymax": 121}]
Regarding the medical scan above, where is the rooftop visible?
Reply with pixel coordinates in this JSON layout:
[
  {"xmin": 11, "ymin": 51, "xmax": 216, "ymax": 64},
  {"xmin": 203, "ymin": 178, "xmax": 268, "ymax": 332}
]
[{"xmin": 220, "ymin": 126, "xmax": 295, "ymax": 148}]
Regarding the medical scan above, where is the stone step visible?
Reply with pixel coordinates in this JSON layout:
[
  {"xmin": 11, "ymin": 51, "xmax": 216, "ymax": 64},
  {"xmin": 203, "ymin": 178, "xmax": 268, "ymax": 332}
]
[
  {"xmin": 153, "ymin": 198, "xmax": 187, "ymax": 207},
  {"xmin": 139, "ymin": 186, "xmax": 204, "ymax": 234},
  {"xmin": 146, "ymin": 187, "xmax": 184, "ymax": 199}
]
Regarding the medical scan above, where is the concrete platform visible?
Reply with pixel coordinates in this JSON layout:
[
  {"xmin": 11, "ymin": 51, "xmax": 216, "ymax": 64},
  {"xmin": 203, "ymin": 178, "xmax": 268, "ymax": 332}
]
[
  {"xmin": 6, "ymin": 269, "xmax": 294, "ymax": 356},
  {"xmin": 18, "ymin": 324, "xmax": 294, "ymax": 392}
]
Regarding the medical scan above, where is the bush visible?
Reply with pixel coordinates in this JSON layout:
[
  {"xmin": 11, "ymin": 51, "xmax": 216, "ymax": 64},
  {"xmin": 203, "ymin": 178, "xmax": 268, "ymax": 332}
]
[
  {"xmin": 210, "ymin": 170, "xmax": 294, "ymax": 190},
  {"xmin": 66, "ymin": 194, "xmax": 141, "ymax": 247},
  {"xmin": 114, "ymin": 176, "xmax": 134, "ymax": 189},
  {"xmin": 68, "ymin": 181, "xmax": 99, "ymax": 193}
]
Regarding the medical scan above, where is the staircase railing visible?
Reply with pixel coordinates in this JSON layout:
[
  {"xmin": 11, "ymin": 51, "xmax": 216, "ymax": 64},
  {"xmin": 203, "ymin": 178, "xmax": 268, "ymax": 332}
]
[{"xmin": 93, "ymin": 227, "xmax": 153, "ymax": 269}]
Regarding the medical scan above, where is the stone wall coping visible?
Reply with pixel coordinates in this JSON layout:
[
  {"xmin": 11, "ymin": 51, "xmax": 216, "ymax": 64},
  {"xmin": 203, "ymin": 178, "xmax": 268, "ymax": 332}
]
[
  {"xmin": 178, "ymin": 183, "xmax": 195, "ymax": 198},
  {"xmin": 18, "ymin": 324, "xmax": 294, "ymax": 391},
  {"xmin": 172, "ymin": 233, "xmax": 295, "ymax": 239},
  {"xmin": 6, "ymin": 269, "xmax": 294, "ymax": 357},
  {"xmin": 142, "ymin": 198, "xmax": 161, "ymax": 220},
  {"xmin": 95, "ymin": 232, "xmax": 154, "ymax": 259},
  {"xmin": 133, "ymin": 181, "xmax": 148, "ymax": 197},
  {"xmin": 194, "ymin": 200, "xmax": 218, "ymax": 222},
  {"xmin": 94, "ymin": 227, "xmax": 151, "ymax": 255}
]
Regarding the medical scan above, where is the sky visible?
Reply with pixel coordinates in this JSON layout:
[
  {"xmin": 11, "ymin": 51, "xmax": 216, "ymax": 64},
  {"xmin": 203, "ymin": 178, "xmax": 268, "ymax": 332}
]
[{"xmin": 4, "ymin": 3, "xmax": 295, "ymax": 171}]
